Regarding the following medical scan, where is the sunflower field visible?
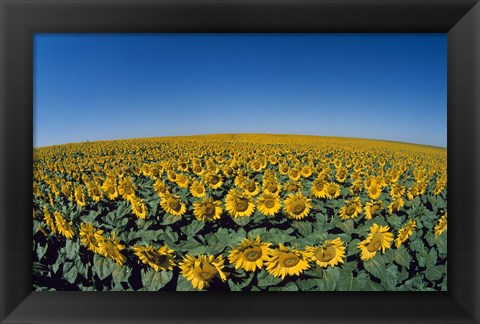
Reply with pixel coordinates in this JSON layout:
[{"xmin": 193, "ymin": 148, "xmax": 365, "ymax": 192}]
[{"xmin": 33, "ymin": 134, "xmax": 447, "ymax": 291}]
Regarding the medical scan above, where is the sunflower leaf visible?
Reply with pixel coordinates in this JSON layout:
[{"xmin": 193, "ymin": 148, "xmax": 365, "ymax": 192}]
[
  {"xmin": 181, "ymin": 220, "xmax": 205, "ymax": 238},
  {"xmin": 435, "ymin": 233, "xmax": 447, "ymax": 256},
  {"xmin": 270, "ymin": 282, "xmax": 298, "ymax": 291},
  {"xmin": 63, "ymin": 262, "xmax": 78, "ymax": 284},
  {"xmin": 338, "ymin": 270, "xmax": 368, "ymax": 291},
  {"xmin": 141, "ymin": 269, "xmax": 173, "ymax": 291},
  {"xmin": 232, "ymin": 216, "xmax": 251, "ymax": 227},
  {"xmin": 363, "ymin": 255, "xmax": 386, "ymax": 280},
  {"xmin": 65, "ymin": 239, "xmax": 80, "ymax": 260},
  {"xmin": 256, "ymin": 270, "xmax": 282, "ymax": 288},
  {"xmin": 161, "ymin": 213, "xmax": 182, "ymax": 225},
  {"xmin": 425, "ymin": 265, "xmax": 445, "ymax": 282},
  {"xmin": 291, "ymin": 221, "xmax": 313, "ymax": 237},
  {"xmin": 347, "ymin": 239, "xmax": 360, "ymax": 257},
  {"xmin": 426, "ymin": 248, "xmax": 438, "ymax": 268},
  {"xmin": 93, "ymin": 254, "xmax": 114, "ymax": 280},
  {"xmin": 184, "ymin": 245, "xmax": 210, "ymax": 256},
  {"xmin": 248, "ymin": 228, "xmax": 266, "ymax": 238},
  {"xmin": 381, "ymin": 264, "xmax": 399, "ymax": 290},
  {"xmin": 228, "ymin": 272, "xmax": 254, "ymax": 291},
  {"xmin": 36, "ymin": 243, "xmax": 48, "ymax": 261},
  {"xmin": 296, "ymin": 279, "xmax": 320, "ymax": 291},
  {"xmin": 112, "ymin": 265, "xmax": 131, "ymax": 284},
  {"xmin": 393, "ymin": 247, "xmax": 412, "ymax": 268},
  {"xmin": 317, "ymin": 267, "xmax": 340, "ymax": 291},
  {"xmin": 177, "ymin": 275, "xmax": 197, "ymax": 291}
]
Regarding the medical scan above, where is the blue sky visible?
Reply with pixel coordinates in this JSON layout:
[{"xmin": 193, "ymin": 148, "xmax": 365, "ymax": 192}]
[{"xmin": 34, "ymin": 33, "xmax": 447, "ymax": 148}]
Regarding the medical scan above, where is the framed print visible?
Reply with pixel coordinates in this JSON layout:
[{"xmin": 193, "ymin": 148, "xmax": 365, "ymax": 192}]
[{"xmin": 1, "ymin": 0, "xmax": 479, "ymax": 323}]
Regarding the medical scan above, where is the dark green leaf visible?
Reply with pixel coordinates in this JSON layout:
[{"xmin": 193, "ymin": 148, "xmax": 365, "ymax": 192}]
[
  {"xmin": 318, "ymin": 267, "xmax": 340, "ymax": 291},
  {"xmin": 141, "ymin": 269, "xmax": 173, "ymax": 291},
  {"xmin": 36, "ymin": 243, "xmax": 48, "ymax": 261},
  {"xmin": 338, "ymin": 270, "xmax": 368, "ymax": 291},
  {"xmin": 297, "ymin": 279, "xmax": 320, "ymax": 291},
  {"xmin": 181, "ymin": 220, "xmax": 205, "ymax": 237},
  {"xmin": 291, "ymin": 221, "xmax": 313, "ymax": 237},
  {"xmin": 93, "ymin": 254, "xmax": 114, "ymax": 280},
  {"xmin": 248, "ymin": 228, "xmax": 266, "ymax": 238},
  {"xmin": 232, "ymin": 216, "xmax": 251, "ymax": 227},
  {"xmin": 161, "ymin": 213, "xmax": 182, "ymax": 225},
  {"xmin": 270, "ymin": 282, "xmax": 298, "ymax": 291},
  {"xmin": 65, "ymin": 240, "xmax": 80, "ymax": 260},
  {"xmin": 394, "ymin": 247, "xmax": 412, "ymax": 267},
  {"xmin": 177, "ymin": 275, "xmax": 197, "ymax": 291},
  {"xmin": 63, "ymin": 262, "xmax": 78, "ymax": 283},
  {"xmin": 363, "ymin": 255, "xmax": 386, "ymax": 280},
  {"xmin": 112, "ymin": 265, "xmax": 131, "ymax": 284},
  {"xmin": 426, "ymin": 248, "xmax": 438, "ymax": 268},
  {"xmin": 256, "ymin": 270, "xmax": 282, "ymax": 288},
  {"xmin": 228, "ymin": 272, "xmax": 254, "ymax": 291},
  {"xmin": 425, "ymin": 265, "xmax": 445, "ymax": 282}
]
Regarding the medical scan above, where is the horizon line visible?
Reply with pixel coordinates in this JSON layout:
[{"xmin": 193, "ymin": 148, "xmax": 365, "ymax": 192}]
[{"xmin": 33, "ymin": 133, "xmax": 448, "ymax": 150}]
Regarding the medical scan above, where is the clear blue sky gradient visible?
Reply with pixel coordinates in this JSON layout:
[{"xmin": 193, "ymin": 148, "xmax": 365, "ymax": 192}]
[{"xmin": 34, "ymin": 34, "xmax": 447, "ymax": 148}]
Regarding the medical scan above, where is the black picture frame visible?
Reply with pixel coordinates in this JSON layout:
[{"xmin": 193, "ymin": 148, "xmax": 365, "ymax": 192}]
[{"xmin": 1, "ymin": 0, "xmax": 479, "ymax": 323}]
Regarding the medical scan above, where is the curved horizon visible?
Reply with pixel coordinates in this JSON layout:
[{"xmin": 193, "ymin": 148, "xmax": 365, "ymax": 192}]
[{"xmin": 33, "ymin": 132, "xmax": 447, "ymax": 150}]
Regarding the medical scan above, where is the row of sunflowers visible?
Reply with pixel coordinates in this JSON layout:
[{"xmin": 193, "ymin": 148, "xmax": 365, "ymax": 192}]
[{"xmin": 33, "ymin": 134, "xmax": 447, "ymax": 291}]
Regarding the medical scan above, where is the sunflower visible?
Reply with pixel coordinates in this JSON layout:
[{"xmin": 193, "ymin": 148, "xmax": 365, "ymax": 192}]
[
  {"xmin": 434, "ymin": 213, "xmax": 447, "ymax": 236},
  {"xmin": 288, "ymin": 168, "xmax": 302, "ymax": 181},
  {"xmin": 189, "ymin": 181, "xmax": 206, "ymax": 198},
  {"xmin": 228, "ymin": 236, "xmax": 273, "ymax": 272},
  {"xmin": 325, "ymin": 182, "xmax": 341, "ymax": 199},
  {"xmin": 175, "ymin": 174, "xmax": 190, "ymax": 189},
  {"xmin": 388, "ymin": 197, "xmax": 405, "ymax": 214},
  {"xmin": 364, "ymin": 200, "xmax": 383, "ymax": 220},
  {"xmin": 257, "ymin": 192, "xmax": 282, "ymax": 216},
  {"xmin": 242, "ymin": 179, "xmax": 260, "ymax": 197},
  {"xmin": 305, "ymin": 238, "xmax": 346, "ymax": 268},
  {"xmin": 54, "ymin": 211, "xmax": 75, "ymax": 239},
  {"xmin": 283, "ymin": 192, "xmax": 312, "ymax": 220},
  {"xmin": 191, "ymin": 163, "xmax": 205, "ymax": 176},
  {"xmin": 389, "ymin": 184, "xmax": 406, "ymax": 198},
  {"xmin": 284, "ymin": 180, "xmax": 302, "ymax": 193},
  {"xmin": 74, "ymin": 184, "xmax": 86, "ymax": 207},
  {"xmin": 102, "ymin": 177, "xmax": 118, "ymax": 200},
  {"xmin": 193, "ymin": 198, "xmax": 223, "ymax": 222},
  {"xmin": 310, "ymin": 178, "xmax": 327, "ymax": 198},
  {"xmin": 117, "ymin": 176, "xmax": 137, "ymax": 201},
  {"xmin": 87, "ymin": 181, "xmax": 103, "ymax": 202},
  {"xmin": 205, "ymin": 172, "xmax": 223, "ymax": 190},
  {"xmin": 133, "ymin": 245, "xmax": 176, "ymax": 272},
  {"xmin": 263, "ymin": 181, "xmax": 282, "ymax": 196},
  {"xmin": 278, "ymin": 163, "xmax": 290, "ymax": 176},
  {"xmin": 160, "ymin": 193, "xmax": 186, "ymax": 216},
  {"xmin": 225, "ymin": 189, "xmax": 255, "ymax": 218},
  {"xmin": 130, "ymin": 196, "xmax": 148, "ymax": 219},
  {"xmin": 42, "ymin": 206, "xmax": 56, "ymax": 234},
  {"xmin": 335, "ymin": 167, "xmax": 348, "ymax": 183},
  {"xmin": 367, "ymin": 184, "xmax": 382, "ymax": 200},
  {"xmin": 265, "ymin": 244, "xmax": 311, "ymax": 279},
  {"xmin": 179, "ymin": 255, "xmax": 227, "ymax": 290},
  {"xmin": 79, "ymin": 222, "xmax": 103, "ymax": 253},
  {"xmin": 349, "ymin": 180, "xmax": 363, "ymax": 195},
  {"xmin": 250, "ymin": 159, "xmax": 264, "ymax": 172},
  {"xmin": 395, "ymin": 219, "xmax": 416, "ymax": 248},
  {"xmin": 357, "ymin": 223, "xmax": 393, "ymax": 261},
  {"xmin": 339, "ymin": 197, "xmax": 362, "ymax": 220},
  {"xmin": 96, "ymin": 231, "xmax": 126, "ymax": 265},
  {"xmin": 300, "ymin": 165, "xmax": 313, "ymax": 178},
  {"xmin": 406, "ymin": 185, "xmax": 420, "ymax": 200},
  {"xmin": 153, "ymin": 179, "xmax": 170, "ymax": 198}
]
